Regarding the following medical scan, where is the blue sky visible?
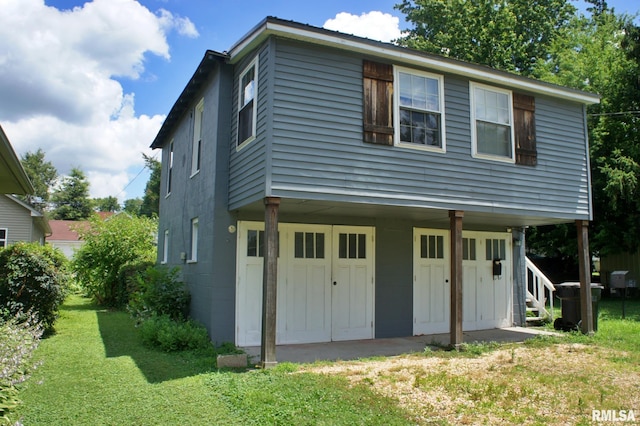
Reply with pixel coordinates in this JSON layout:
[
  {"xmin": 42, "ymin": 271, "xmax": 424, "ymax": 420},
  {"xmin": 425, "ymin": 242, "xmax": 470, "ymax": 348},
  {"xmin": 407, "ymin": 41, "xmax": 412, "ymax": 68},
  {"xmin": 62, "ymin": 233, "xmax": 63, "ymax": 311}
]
[{"xmin": 1, "ymin": 0, "xmax": 637, "ymax": 202}]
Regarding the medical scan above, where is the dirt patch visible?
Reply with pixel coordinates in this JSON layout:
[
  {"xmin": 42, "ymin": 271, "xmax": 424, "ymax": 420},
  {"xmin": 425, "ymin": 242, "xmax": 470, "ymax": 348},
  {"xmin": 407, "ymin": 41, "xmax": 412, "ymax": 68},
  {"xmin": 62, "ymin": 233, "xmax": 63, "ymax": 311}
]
[{"xmin": 303, "ymin": 344, "xmax": 640, "ymax": 425}]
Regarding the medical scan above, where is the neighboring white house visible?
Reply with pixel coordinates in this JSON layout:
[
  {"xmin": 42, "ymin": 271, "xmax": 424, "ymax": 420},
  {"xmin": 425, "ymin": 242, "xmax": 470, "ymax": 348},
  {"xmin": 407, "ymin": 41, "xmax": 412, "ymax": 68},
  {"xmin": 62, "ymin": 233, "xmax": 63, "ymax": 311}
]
[{"xmin": 46, "ymin": 220, "xmax": 85, "ymax": 259}]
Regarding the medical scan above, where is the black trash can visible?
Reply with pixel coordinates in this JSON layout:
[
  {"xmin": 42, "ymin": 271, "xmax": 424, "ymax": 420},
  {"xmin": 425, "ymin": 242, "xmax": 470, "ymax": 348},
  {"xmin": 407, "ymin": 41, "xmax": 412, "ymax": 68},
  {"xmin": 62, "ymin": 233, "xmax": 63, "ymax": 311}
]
[{"xmin": 554, "ymin": 282, "xmax": 604, "ymax": 332}]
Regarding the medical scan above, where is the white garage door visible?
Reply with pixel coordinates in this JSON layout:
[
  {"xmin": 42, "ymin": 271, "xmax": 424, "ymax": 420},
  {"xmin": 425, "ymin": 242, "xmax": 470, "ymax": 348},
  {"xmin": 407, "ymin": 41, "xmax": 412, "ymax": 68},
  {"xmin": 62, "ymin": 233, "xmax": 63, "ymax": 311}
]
[
  {"xmin": 236, "ymin": 222, "xmax": 374, "ymax": 346},
  {"xmin": 413, "ymin": 228, "xmax": 512, "ymax": 335}
]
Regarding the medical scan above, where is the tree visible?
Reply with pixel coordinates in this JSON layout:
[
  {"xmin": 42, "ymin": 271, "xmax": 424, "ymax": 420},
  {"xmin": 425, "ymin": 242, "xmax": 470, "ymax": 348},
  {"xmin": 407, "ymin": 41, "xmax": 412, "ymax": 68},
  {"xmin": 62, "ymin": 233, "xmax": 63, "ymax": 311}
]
[
  {"xmin": 395, "ymin": 0, "xmax": 576, "ymax": 76},
  {"xmin": 19, "ymin": 149, "xmax": 57, "ymax": 210},
  {"xmin": 123, "ymin": 198, "xmax": 143, "ymax": 215},
  {"xmin": 93, "ymin": 196, "xmax": 120, "ymax": 213},
  {"xmin": 72, "ymin": 214, "xmax": 157, "ymax": 306},
  {"xmin": 395, "ymin": 0, "xmax": 640, "ymax": 258},
  {"xmin": 532, "ymin": 3, "xmax": 640, "ymax": 255},
  {"xmin": 139, "ymin": 154, "xmax": 161, "ymax": 218},
  {"xmin": 51, "ymin": 168, "xmax": 92, "ymax": 220}
]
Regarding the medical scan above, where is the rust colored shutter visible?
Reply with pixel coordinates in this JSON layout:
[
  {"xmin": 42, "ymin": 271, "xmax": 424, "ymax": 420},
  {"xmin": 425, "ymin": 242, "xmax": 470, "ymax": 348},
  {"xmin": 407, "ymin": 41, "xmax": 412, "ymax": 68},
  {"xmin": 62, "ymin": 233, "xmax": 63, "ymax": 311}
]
[
  {"xmin": 513, "ymin": 93, "xmax": 537, "ymax": 166},
  {"xmin": 363, "ymin": 60, "xmax": 394, "ymax": 146}
]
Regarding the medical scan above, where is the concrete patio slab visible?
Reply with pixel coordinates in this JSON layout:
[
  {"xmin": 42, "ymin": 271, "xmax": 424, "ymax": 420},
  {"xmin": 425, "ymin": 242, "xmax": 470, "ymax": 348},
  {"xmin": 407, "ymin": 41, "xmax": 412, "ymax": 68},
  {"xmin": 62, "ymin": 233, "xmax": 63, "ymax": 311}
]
[{"xmin": 243, "ymin": 327, "xmax": 558, "ymax": 364}]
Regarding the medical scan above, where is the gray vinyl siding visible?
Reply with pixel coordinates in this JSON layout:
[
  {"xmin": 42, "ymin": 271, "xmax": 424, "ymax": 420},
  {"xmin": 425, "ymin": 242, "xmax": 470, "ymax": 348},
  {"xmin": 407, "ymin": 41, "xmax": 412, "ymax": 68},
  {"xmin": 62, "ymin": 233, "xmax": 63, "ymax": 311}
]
[
  {"xmin": 0, "ymin": 196, "xmax": 39, "ymax": 244},
  {"xmin": 228, "ymin": 43, "xmax": 271, "ymax": 210},
  {"xmin": 157, "ymin": 64, "xmax": 237, "ymax": 342},
  {"xmin": 375, "ymin": 220, "xmax": 413, "ymax": 338},
  {"xmin": 261, "ymin": 39, "xmax": 589, "ymax": 221}
]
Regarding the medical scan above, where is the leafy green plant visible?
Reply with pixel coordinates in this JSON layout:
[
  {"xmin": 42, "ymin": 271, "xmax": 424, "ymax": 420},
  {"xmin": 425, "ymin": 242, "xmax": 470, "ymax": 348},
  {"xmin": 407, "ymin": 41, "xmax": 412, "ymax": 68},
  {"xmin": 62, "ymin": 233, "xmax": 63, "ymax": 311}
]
[
  {"xmin": 128, "ymin": 266, "xmax": 189, "ymax": 322},
  {"xmin": 0, "ymin": 242, "xmax": 69, "ymax": 330},
  {"xmin": 116, "ymin": 260, "xmax": 155, "ymax": 306},
  {"xmin": 72, "ymin": 214, "xmax": 157, "ymax": 306},
  {"xmin": 140, "ymin": 314, "xmax": 211, "ymax": 352},
  {"xmin": 0, "ymin": 311, "xmax": 43, "ymax": 424}
]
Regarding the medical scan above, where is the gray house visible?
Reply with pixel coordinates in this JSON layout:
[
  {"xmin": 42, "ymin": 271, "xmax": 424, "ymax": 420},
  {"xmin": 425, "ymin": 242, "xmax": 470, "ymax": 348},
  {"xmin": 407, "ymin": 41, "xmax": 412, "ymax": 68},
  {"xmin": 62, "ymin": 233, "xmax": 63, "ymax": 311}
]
[
  {"xmin": 0, "ymin": 195, "xmax": 50, "ymax": 247},
  {"xmin": 0, "ymin": 125, "xmax": 49, "ymax": 247},
  {"xmin": 151, "ymin": 17, "xmax": 599, "ymax": 359}
]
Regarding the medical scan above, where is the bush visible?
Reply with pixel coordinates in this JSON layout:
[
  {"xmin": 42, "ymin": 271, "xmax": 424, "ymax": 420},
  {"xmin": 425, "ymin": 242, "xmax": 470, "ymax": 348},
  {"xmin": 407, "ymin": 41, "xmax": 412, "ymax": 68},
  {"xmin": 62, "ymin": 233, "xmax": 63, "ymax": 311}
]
[
  {"xmin": 140, "ymin": 314, "xmax": 211, "ymax": 352},
  {"xmin": 72, "ymin": 214, "xmax": 157, "ymax": 306},
  {"xmin": 0, "ymin": 242, "xmax": 69, "ymax": 330},
  {"xmin": 128, "ymin": 266, "xmax": 190, "ymax": 322},
  {"xmin": 115, "ymin": 260, "xmax": 155, "ymax": 307},
  {"xmin": 0, "ymin": 311, "xmax": 43, "ymax": 424}
]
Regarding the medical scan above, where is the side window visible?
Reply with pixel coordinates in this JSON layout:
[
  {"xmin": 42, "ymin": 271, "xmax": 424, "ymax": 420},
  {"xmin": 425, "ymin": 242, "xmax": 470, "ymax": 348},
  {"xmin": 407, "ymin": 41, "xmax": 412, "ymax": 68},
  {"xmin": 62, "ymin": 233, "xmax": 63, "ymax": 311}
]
[
  {"xmin": 162, "ymin": 229, "xmax": 169, "ymax": 264},
  {"xmin": 189, "ymin": 218, "xmax": 199, "ymax": 262},
  {"xmin": 191, "ymin": 98, "xmax": 204, "ymax": 176},
  {"xmin": 166, "ymin": 140, "xmax": 174, "ymax": 196},
  {"xmin": 237, "ymin": 58, "xmax": 258, "ymax": 148},
  {"xmin": 470, "ymin": 83, "xmax": 515, "ymax": 162},
  {"xmin": 395, "ymin": 67, "xmax": 445, "ymax": 151},
  {"xmin": 0, "ymin": 229, "xmax": 7, "ymax": 248}
]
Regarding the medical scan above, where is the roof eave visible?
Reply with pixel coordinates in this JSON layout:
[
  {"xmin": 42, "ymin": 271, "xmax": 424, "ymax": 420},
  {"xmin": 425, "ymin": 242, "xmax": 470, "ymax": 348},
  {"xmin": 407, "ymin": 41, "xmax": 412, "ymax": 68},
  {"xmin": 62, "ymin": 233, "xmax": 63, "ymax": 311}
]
[
  {"xmin": 0, "ymin": 125, "xmax": 34, "ymax": 195},
  {"xmin": 228, "ymin": 17, "xmax": 600, "ymax": 106},
  {"xmin": 150, "ymin": 50, "xmax": 228, "ymax": 149}
]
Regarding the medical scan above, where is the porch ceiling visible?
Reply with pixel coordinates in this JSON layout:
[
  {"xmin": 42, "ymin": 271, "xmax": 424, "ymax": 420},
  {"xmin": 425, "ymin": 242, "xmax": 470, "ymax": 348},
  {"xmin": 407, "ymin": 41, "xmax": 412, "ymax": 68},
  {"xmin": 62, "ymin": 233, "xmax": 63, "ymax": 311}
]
[{"xmin": 232, "ymin": 198, "xmax": 579, "ymax": 231}]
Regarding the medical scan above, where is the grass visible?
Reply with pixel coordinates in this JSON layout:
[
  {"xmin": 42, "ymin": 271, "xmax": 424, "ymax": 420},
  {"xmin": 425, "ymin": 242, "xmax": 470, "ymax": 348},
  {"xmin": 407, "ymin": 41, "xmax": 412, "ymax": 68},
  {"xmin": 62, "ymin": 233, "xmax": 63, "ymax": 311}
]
[
  {"xmin": 11, "ymin": 295, "xmax": 412, "ymax": 425},
  {"xmin": 10, "ymin": 295, "xmax": 640, "ymax": 425}
]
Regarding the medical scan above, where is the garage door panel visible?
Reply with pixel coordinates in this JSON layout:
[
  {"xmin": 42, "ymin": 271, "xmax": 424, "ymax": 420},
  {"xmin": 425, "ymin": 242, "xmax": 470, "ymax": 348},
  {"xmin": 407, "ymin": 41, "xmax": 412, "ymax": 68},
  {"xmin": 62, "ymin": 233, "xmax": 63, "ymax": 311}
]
[
  {"xmin": 237, "ymin": 256, "xmax": 264, "ymax": 346},
  {"xmin": 463, "ymin": 264, "xmax": 478, "ymax": 330},
  {"xmin": 413, "ymin": 229, "xmax": 449, "ymax": 335}
]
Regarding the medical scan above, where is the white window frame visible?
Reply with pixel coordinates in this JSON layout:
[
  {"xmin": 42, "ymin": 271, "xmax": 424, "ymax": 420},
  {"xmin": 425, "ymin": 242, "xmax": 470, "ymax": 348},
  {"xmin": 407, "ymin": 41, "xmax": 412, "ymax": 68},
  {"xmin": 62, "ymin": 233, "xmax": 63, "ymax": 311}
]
[
  {"xmin": 470, "ymin": 82, "xmax": 515, "ymax": 163},
  {"xmin": 394, "ymin": 66, "xmax": 446, "ymax": 153},
  {"xmin": 191, "ymin": 98, "xmax": 204, "ymax": 177},
  {"xmin": 188, "ymin": 218, "xmax": 198, "ymax": 263},
  {"xmin": 0, "ymin": 228, "xmax": 7, "ymax": 248},
  {"xmin": 236, "ymin": 57, "xmax": 258, "ymax": 151},
  {"xmin": 161, "ymin": 229, "xmax": 169, "ymax": 264},
  {"xmin": 166, "ymin": 140, "xmax": 174, "ymax": 197}
]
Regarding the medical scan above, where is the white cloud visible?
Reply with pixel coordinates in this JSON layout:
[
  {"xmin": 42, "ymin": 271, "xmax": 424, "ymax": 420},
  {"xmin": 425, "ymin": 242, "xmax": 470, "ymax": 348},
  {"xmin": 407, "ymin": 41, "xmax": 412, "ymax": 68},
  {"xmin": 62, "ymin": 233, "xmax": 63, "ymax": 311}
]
[
  {"xmin": 323, "ymin": 11, "xmax": 402, "ymax": 43},
  {"xmin": 0, "ymin": 0, "xmax": 197, "ymax": 201},
  {"xmin": 158, "ymin": 9, "xmax": 200, "ymax": 38}
]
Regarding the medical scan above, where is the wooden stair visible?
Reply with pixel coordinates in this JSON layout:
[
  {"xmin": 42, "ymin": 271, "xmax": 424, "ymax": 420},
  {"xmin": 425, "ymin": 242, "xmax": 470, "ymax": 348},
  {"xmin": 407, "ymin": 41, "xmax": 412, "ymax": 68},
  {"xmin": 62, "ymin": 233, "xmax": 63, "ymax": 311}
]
[
  {"xmin": 525, "ymin": 257, "xmax": 555, "ymax": 324},
  {"xmin": 526, "ymin": 295, "xmax": 546, "ymax": 323}
]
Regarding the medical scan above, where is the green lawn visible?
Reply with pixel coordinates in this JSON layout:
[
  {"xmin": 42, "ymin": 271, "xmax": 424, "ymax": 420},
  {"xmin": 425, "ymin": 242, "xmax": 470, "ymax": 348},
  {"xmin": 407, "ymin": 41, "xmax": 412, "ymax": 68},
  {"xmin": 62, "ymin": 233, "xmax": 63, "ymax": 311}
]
[
  {"xmin": 10, "ymin": 295, "xmax": 640, "ymax": 425},
  {"xmin": 12, "ymin": 295, "xmax": 412, "ymax": 425}
]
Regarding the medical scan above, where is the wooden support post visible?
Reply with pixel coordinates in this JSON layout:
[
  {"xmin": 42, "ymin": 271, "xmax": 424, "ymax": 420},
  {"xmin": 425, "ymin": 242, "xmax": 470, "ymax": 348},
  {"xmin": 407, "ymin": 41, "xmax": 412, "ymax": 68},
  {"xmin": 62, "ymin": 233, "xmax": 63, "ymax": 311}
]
[
  {"xmin": 449, "ymin": 210, "xmax": 464, "ymax": 348},
  {"xmin": 261, "ymin": 197, "xmax": 280, "ymax": 368},
  {"xmin": 577, "ymin": 220, "xmax": 594, "ymax": 335}
]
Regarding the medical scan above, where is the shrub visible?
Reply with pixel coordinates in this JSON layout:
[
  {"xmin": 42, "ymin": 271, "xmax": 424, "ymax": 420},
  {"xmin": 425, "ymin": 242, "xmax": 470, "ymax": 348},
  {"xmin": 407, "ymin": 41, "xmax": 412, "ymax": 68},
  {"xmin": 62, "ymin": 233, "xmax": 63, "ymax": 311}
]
[
  {"xmin": 0, "ymin": 242, "xmax": 69, "ymax": 330},
  {"xmin": 140, "ymin": 314, "xmax": 211, "ymax": 352},
  {"xmin": 72, "ymin": 214, "xmax": 157, "ymax": 306},
  {"xmin": 115, "ymin": 260, "xmax": 155, "ymax": 307},
  {"xmin": 128, "ymin": 266, "xmax": 190, "ymax": 322},
  {"xmin": 0, "ymin": 311, "xmax": 43, "ymax": 424}
]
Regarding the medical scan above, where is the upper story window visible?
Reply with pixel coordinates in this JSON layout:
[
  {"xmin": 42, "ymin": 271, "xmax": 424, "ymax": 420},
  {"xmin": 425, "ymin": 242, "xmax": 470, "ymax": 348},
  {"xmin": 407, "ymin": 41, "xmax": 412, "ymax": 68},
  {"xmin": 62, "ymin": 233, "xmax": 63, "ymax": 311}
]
[
  {"xmin": 470, "ymin": 83, "xmax": 515, "ymax": 162},
  {"xmin": 237, "ymin": 58, "xmax": 258, "ymax": 149},
  {"xmin": 166, "ymin": 140, "xmax": 174, "ymax": 196},
  {"xmin": 191, "ymin": 98, "xmax": 204, "ymax": 176},
  {"xmin": 363, "ymin": 60, "xmax": 444, "ymax": 152},
  {"xmin": 395, "ymin": 67, "xmax": 445, "ymax": 151},
  {"xmin": 0, "ymin": 229, "xmax": 7, "ymax": 248}
]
